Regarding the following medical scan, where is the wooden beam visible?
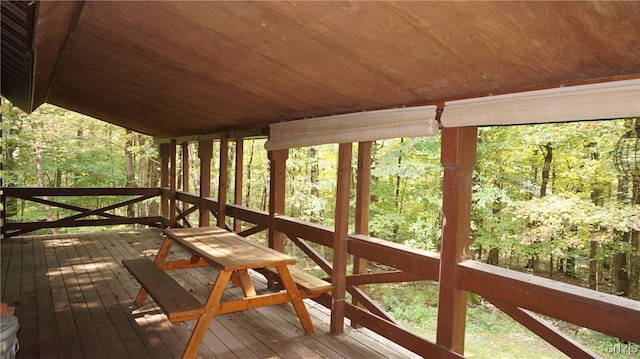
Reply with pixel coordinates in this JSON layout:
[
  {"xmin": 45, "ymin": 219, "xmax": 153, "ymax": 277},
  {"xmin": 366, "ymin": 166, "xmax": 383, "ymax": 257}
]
[
  {"xmin": 217, "ymin": 137, "xmax": 229, "ymax": 228},
  {"xmin": 346, "ymin": 271, "xmax": 428, "ymax": 286},
  {"xmin": 352, "ymin": 141, "xmax": 372, "ymax": 327},
  {"xmin": 287, "ymin": 235, "xmax": 333, "ymax": 275},
  {"xmin": 198, "ymin": 139, "xmax": 213, "ymax": 227},
  {"xmin": 274, "ymin": 214, "xmax": 334, "ymax": 248},
  {"xmin": 3, "ymin": 187, "xmax": 162, "ymax": 196},
  {"xmin": 345, "ymin": 303, "xmax": 465, "ymax": 359},
  {"xmin": 268, "ymin": 149, "xmax": 288, "ymax": 252},
  {"xmin": 348, "ymin": 234, "xmax": 440, "ymax": 281},
  {"xmin": 153, "ymin": 128, "xmax": 268, "ymax": 144},
  {"xmin": 234, "ymin": 138, "xmax": 244, "ymax": 232},
  {"xmin": 457, "ymin": 260, "xmax": 640, "ymax": 344},
  {"xmin": 436, "ymin": 126, "xmax": 477, "ymax": 354},
  {"xmin": 355, "ymin": 142, "xmax": 371, "ymax": 234},
  {"xmin": 226, "ymin": 204, "xmax": 269, "ymax": 228},
  {"xmin": 159, "ymin": 143, "xmax": 170, "ymax": 221},
  {"xmin": 488, "ymin": 300, "xmax": 599, "ymax": 358},
  {"xmin": 182, "ymin": 142, "xmax": 190, "ymax": 227},
  {"xmin": 169, "ymin": 139, "xmax": 177, "ymax": 227},
  {"xmin": 330, "ymin": 143, "xmax": 352, "ymax": 334}
]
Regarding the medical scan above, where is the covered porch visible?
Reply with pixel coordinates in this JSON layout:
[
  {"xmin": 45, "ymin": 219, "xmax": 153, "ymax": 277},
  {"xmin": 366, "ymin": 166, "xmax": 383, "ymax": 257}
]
[
  {"xmin": 1, "ymin": 228, "xmax": 418, "ymax": 359},
  {"xmin": 2, "ymin": 1, "xmax": 640, "ymax": 358}
]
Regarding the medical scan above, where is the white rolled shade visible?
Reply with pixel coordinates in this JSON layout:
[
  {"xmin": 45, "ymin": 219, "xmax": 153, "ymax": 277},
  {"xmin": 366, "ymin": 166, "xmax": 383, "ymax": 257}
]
[
  {"xmin": 264, "ymin": 106, "xmax": 439, "ymax": 151},
  {"xmin": 440, "ymin": 78, "xmax": 640, "ymax": 128}
]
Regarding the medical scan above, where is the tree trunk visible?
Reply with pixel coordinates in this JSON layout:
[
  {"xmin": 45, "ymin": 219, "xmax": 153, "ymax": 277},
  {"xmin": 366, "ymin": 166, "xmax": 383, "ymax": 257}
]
[
  {"xmin": 587, "ymin": 145, "xmax": 603, "ymax": 290},
  {"xmin": 589, "ymin": 241, "xmax": 599, "ymax": 290},
  {"xmin": 260, "ymin": 186, "xmax": 267, "ymax": 212},
  {"xmin": 629, "ymin": 178, "xmax": 640, "ymax": 299},
  {"xmin": 124, "ymin": 130, "xmax": 136, "ymax": 225},
  {"xmin": 245, "ymin": 140, "xmax": 254, "ymax": 207},
  {"xmin": 138, "ymin": 135, "xmax": 148, "ymax": 218},
  {"xmin": 613, "ymin": 236, "xmax": 629, "ymax": 296},
  {"xmin": 613, "ymin": 175, "xmax": 632, "ymax": 296},
  {"xmin": 539, "ymin": 143, "xmax": 553, "ymax": 197},
  {"xmin": 527, "ymin": 143, "xmax": 552, "ymax": 271},
  {"xmin": 629, "ymin": 229, "xmax": 640, "ymax": 300},
  {"xmin": 393, "ymin": 139, "xmax": 404, "ymax": 237},
  {"xmin": 566, "ymin": 255, "xmax": 576, "ymax": 278},
  {"xmin": 309, "ymin": 147, "xmax": 320, "ymax": 222},
  {"xmin": 31, "ymin": 122, "xmax": 58, "ymax": 234},
  {"xmin": 487, "ymin": 248, "xmax": 499, "ymax": 265}
]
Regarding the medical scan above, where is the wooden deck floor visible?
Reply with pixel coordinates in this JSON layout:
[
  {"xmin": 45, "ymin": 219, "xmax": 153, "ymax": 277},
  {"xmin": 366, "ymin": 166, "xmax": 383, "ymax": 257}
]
[{"xmin": 1, "ymin": 228, "xmax": 420, "ymax": 359}]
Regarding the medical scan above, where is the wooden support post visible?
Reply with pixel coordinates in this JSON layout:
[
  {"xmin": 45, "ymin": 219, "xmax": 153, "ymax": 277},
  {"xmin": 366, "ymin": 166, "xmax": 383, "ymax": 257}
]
[
  {"xmin": 268, "ymin": 149, "xmax": 288, "ymax": 253},
  {"xmin": 330, "ymin": 143, "xmax": 352, "ymax": 334},
  {"xmin": 217, "ymin": 137, "xmax": 229, "ymax": 229},
  {"xmin": 352, "ymin": 141, "xmax": 371, "ymax": 328},
  {"xmin": 159, "ymin": 143, "xmax": 170, "ymax": 223},
  {"xmin": 436, "ymin": 126, "xmax": 477, "ymax": 355},
  {"xmin": 182, "ymin": 142, "xmax": 190, "ymax": 226},
  {"xmin": 198, "ymin": 140, "xmax": 213, "ymax": 227},
  {"xmin": 234, "ymin": 138, "xmax": 244, "ymax": 233},
  {"xmin": 169, "ymin": 140, "xmax": 177, "ymax": 227}
]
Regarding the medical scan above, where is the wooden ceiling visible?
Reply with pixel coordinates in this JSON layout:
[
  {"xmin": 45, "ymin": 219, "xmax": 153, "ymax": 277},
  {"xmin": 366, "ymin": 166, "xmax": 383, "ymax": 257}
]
[{"xmin": 2, "ymin": 1, "xmax": 640, "ymax": 138}]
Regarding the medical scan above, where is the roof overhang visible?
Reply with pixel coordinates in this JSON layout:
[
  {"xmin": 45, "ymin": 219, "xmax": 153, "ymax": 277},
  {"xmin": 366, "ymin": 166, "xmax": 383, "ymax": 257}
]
[{"xmin": 2, "ymin": 1, "xmax": 639, "ymax": 138}]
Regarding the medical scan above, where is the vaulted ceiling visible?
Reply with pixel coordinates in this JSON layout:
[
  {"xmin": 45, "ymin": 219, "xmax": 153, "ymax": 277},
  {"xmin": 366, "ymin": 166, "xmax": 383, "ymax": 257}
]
[{"xmin": 2, "ymin": 1, "xmax": 639, "ymax": 138}]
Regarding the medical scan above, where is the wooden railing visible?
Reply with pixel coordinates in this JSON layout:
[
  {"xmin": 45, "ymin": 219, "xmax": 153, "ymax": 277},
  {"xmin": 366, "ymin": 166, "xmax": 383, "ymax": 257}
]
[
  {"xmin": 185, "ymin": 195, "xmax": 640, "ymax": 358},
  {"xmin": 1, "ymin": 187, "xmax": 165, "ymax": 238},
  {"xmin": 3, "ymin": 186, "xmax": 639, "ymax": 357}
]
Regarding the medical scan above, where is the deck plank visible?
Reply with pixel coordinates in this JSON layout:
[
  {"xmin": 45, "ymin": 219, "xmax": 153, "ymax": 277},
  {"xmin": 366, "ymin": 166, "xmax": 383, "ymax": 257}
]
[
  {"xmin": 57, "ymin": 235, "xmax": 110, "ymax": 358},
  {"xmin": 79, "ymin": 233, "xmax": 150, "ymax": 358},
  {"xmin": 1, "ymin": 236, "xmax": 13, "ymax": 306},
  {"xmin": 73, "ymin": 233, "xmax": 133, "ymax": 358},
  {"xmin": 17, "ymin": 239, "xmax": 39, "ymax": 358},
  {"xmin": 96, "ymin": 230, "xmax": 186, "ymax": 359},
  {"xmin": 46, "ymin": 235, "xmax": 85, "ymax": 358},
  {"xmin": 1, "ymin": 228, "xmax": 420, "ymax": 359},
  {"xmin": 32, "ymin": 237, "xmax": 57, "ymax": 359}
]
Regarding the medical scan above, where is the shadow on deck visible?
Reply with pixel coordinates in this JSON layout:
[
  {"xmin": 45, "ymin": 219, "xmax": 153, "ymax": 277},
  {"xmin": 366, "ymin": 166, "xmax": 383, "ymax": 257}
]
[{"xmin": 1, "ymin": 228, "xmax": 419, "ymax": 359}]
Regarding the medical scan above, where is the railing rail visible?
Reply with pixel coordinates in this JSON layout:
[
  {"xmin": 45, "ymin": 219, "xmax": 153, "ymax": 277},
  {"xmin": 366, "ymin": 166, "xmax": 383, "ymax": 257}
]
[
  {"xmin": 1, "ymin": 187, "xmax": 164, "ymax": 238},
  {"xmin": 3, "ymin": 186, "xmax": 639, "ymax": 357}
]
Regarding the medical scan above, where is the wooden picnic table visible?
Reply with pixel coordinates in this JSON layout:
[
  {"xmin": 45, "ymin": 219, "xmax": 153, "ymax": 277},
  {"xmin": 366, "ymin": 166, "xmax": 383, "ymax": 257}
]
[{"xmin": 123, "ymin": 227, "xmax": 327, "ymax": 359}]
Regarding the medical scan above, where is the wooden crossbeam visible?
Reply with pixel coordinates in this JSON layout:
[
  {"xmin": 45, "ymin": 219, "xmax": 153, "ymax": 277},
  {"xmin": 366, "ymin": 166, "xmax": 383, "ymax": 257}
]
[
  {"xmin": 347, "ymin": 286, "xmax": 398, "ymax": 324},
  {"xmin": 346, "ymin": 271, "xmax": 427, "ymax": 286},
  {"xmin": 236, "ymin": 224, "xmax": 267, "ymax": 238},
  {"xmin": 12, "ymin": 195, "xmax": 120, "ymax": 218},
  {"xmin": 457, "ymin": 259, "xmax": 640, "ymax": 344},
  {"xmin": 286, "ymin": 234, "xmax": 333, "ymax": 275},
  {"xmin": 489, "ymin": 300, "xmax": 599, "ymax": 358}
]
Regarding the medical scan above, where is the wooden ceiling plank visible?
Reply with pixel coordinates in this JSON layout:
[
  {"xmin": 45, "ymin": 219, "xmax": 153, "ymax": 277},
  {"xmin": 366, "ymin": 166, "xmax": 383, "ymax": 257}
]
[{"xmin": 6, "ymin": 1, "xmax": 639, "ymax": 137}]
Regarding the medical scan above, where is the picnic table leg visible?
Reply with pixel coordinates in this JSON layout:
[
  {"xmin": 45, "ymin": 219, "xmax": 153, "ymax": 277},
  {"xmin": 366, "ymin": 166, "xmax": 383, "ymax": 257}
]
[
  {"xmin": 182, "ymin": 270, "xmax": 233, "ymax": 359},
  {"xmin": 234, "ymin": 270, "xmax": 257, "ymax": 297},
  {"xmin": 275, "ymin": 265, "xmax": 315, "ymax": 334},
  {"xmin": 135, "ymin": 237, "xmax": 174, "ymax": 302}
]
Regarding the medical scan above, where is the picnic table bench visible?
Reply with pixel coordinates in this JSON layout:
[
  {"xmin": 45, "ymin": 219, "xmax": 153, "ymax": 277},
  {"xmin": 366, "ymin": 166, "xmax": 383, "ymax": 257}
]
[{"xmin": 122, "ymin": 227, "xmax": 333, "ymax": 359}]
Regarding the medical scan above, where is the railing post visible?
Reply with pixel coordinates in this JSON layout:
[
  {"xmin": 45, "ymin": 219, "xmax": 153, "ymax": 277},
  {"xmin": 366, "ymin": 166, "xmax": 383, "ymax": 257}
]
[
  {"xmin": 217, "ymin": 137, "xmax": 229, "ymax": 229},
  {"xmin": 182, "ymin": 142, "xmax": 190, "ymax": 227},
  {"xmin": 330, "ymin": 143, "xmax": 352, "ymax": 334},
  {"xmin": 159, "ymin": 143, "xmax": 170, "ymax": 223},
  {"xmin": 436, "ymin": 126, "xmax": 477, "ymax": 354},
  {"xmin": 1, "ymin": 188, "xmax": 5, "ymax": 240},
  {"xmin": 234, "ymin": 138, "xmax": 244, "ymax": 233},
  {"xmin": 268, "ymin": 149, "xmax": 288, "ymax": 252},
  {"xmin": 198, "ymin": 139, "xmax": 213, "ymax": 227},
  {"xmin": 169, "ymin": 139, "xmax": 177, "ymax": 227},
  {"xmin": 352, "ymin": 141, "xmax": 371, "ymax": 328}
]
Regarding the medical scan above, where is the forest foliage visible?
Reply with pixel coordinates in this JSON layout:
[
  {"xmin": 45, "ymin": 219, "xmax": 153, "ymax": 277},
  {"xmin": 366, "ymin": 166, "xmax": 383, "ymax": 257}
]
[{"xmin": 2, "ymin": 100, "xmax": 639, "ymax": 300}]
